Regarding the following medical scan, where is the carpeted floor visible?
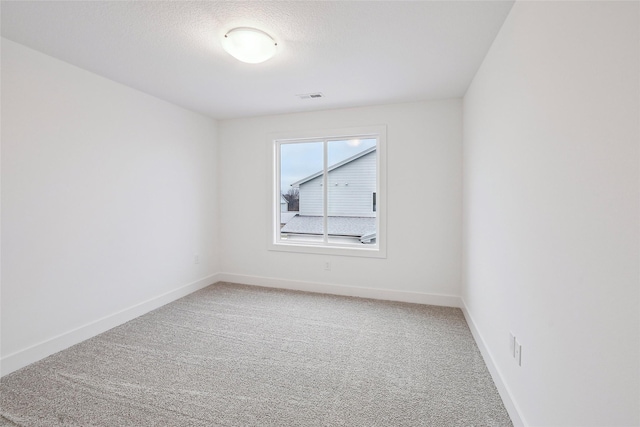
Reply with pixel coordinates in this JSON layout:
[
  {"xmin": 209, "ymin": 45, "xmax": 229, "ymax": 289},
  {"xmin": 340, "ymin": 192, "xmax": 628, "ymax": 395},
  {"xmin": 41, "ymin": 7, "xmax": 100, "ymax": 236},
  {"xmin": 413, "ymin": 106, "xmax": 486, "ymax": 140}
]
[{"xmin": 0, "ymin": 282, "xmax": 512, "ymax": 426}]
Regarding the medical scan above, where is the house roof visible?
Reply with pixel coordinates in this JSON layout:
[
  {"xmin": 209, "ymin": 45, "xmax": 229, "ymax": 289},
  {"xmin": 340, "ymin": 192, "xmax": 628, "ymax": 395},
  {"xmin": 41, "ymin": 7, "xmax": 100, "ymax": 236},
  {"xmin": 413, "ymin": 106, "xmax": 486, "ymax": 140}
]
[
  {"xmin": 281, "ymin": 215, "xmax": 375, "ymax": 237},
  {"xmin": 280, "ymin": 212, "xmax": 298, "ymax": 224},
  {"xmin": 290, "ymin": 147, "xmax": 376, "ymax": 187}
]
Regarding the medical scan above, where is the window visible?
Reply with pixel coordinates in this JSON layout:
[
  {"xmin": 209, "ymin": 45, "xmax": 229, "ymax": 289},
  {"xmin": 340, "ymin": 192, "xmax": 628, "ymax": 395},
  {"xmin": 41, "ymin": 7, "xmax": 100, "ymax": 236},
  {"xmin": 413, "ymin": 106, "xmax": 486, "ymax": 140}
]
[{"xmin": 269, "ymin": 126, "xmax": 386, "ymax": 258}]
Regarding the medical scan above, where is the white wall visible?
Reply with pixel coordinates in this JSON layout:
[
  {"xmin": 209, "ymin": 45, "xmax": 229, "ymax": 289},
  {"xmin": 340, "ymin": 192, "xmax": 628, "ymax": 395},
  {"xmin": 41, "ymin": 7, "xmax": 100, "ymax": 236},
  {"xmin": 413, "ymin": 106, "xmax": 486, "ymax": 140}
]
[
  {"xmin": 462, "ymin": 2, "xmax": 639, "ymax": 426},
  {"xmin": 218, "ymin": 100, "xmax": 462, "ymax": 301},
  {"xmin": 1, "ymin": 39, "xmax": 219, "ymax": 374}
]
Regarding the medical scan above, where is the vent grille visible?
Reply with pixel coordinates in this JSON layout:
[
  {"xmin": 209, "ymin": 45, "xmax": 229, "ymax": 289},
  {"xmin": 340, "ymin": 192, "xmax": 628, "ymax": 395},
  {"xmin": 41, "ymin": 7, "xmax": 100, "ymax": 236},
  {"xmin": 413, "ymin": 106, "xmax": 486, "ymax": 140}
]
[{"xmin": 297, "ymin": 92, "xmax": 324, "ymax": 100}]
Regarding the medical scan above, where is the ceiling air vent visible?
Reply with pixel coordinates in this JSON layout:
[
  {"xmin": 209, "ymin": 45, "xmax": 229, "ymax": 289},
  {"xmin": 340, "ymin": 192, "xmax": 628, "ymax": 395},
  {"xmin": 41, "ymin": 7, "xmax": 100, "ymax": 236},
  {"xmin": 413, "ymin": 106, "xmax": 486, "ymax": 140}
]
[{"xmin": 297, "ymin": 92, "xmax": 324, "ymax": 100}]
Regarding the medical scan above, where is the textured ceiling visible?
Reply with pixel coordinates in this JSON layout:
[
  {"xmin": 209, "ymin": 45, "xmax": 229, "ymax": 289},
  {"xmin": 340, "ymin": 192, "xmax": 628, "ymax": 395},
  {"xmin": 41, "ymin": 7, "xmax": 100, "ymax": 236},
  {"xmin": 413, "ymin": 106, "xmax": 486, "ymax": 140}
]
[{"xmin": 1, "ymin": 1, "xmax": 514, "ymax": 120}]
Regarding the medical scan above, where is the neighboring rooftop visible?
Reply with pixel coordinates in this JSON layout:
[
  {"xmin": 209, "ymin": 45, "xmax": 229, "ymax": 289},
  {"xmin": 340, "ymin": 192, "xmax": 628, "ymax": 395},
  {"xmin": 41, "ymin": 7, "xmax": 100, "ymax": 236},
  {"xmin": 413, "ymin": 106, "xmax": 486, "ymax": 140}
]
[
  {"xmin": 281, "ymin": 215, "xmax": 375, "ymax": 237},
  {"xmin": 290, "ymin": 147, "xmax": 376, "ymax": 187},
  {"xmin": 280, "ymin": 212, "xmax": 298, "ymax": 224}
]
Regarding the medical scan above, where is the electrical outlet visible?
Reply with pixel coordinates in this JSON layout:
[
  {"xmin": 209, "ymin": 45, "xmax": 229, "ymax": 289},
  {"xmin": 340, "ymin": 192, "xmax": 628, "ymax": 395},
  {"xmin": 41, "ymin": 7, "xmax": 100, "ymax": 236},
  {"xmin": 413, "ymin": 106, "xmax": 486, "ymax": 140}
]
[
  {"xmin": 514, "ymin": 340, "xmax": 522, "ymax": 366},
  {"xmin": 324, "ymin": 260, "xmax": 331, "ymax": 271}
]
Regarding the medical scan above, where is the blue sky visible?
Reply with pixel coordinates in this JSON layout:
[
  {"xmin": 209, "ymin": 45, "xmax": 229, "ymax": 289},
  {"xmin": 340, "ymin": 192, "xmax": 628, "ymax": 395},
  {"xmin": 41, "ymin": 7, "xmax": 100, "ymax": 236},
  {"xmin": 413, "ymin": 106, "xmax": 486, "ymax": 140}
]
[{"xmin": 280, "ymin": 138, "xmax": 376, "ymax": 194}]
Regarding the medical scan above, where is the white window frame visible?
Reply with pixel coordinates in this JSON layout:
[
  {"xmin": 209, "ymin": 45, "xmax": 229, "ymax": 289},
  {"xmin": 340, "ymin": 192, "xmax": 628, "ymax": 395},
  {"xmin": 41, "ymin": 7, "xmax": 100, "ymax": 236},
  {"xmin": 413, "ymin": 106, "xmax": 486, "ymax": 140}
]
[{"xmin": 268, "ymin": 125, "xmax": 387, "ymax": 258}]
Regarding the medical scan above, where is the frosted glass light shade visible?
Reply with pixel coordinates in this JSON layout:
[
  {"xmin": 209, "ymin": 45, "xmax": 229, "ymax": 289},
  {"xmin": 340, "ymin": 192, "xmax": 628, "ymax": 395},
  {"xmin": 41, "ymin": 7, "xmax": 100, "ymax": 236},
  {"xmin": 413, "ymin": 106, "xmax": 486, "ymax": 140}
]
[{"xmin": 222, "ymin": 27, "xmax": 277, "ymax": 64}]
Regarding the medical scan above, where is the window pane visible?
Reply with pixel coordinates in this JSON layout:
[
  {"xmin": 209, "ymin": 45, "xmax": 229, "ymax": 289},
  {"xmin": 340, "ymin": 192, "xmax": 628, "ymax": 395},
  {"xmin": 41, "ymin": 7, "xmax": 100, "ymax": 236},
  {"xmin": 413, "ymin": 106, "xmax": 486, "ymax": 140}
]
[
  {"xmin": 279, "ymin": 141, "xmax": 324, "ymax": 243},
  {"xmin": 327, "ymin": 138, "xmax": 377, "ymax": 245}
]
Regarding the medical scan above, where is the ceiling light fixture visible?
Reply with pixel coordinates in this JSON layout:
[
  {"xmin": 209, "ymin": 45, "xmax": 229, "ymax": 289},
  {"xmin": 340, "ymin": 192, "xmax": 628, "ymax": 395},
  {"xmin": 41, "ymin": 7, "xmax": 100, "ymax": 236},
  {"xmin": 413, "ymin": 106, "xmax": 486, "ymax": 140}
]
[{"xmin": 222, "ymin": 27, "xmax": 277, "ymax": 64}]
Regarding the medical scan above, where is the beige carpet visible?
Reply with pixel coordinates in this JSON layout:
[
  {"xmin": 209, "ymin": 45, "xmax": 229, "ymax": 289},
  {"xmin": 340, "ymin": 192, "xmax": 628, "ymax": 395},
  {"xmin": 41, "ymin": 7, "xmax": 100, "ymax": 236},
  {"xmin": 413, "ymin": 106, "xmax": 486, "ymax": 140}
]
[{"xmin": 1, "ymin": 282, "xmax": 512, "ymax": 426}]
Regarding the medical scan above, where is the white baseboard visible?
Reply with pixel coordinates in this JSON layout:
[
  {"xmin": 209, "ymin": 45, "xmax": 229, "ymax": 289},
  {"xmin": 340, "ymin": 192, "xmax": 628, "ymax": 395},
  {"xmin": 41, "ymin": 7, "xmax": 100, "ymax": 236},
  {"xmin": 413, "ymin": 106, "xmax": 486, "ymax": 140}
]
[
  {"xmin": 1, "ymin": 273, "xmax": 220, "ymax": 377},
  {"xmin": 460, "ymin": 300, "xmax": 526, "ymax": 427},
  {"xmin": 216, "ymin": 272, "xmax": 462, "ymax": 308}
]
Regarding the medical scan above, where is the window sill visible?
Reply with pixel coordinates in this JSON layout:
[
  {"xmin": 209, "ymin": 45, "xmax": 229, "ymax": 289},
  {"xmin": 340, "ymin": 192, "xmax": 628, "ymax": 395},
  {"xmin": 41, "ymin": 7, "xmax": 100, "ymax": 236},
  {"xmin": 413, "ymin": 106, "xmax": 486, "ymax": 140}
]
[{"xmin": 268, "ymin": 241, "xmax": 387, "ymax": 259}]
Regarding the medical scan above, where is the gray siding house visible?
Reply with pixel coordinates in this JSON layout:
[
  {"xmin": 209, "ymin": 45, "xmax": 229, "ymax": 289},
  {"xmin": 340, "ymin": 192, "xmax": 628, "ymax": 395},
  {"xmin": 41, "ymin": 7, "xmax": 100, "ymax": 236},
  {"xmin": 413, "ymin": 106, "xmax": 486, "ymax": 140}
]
[
  {"xmin": 280, "ymin": 195, "xmax": 289, "ymax": 212},
  {"xmin": 295, "ymin": 147, "xmax": 376, "ymax": 217}
]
